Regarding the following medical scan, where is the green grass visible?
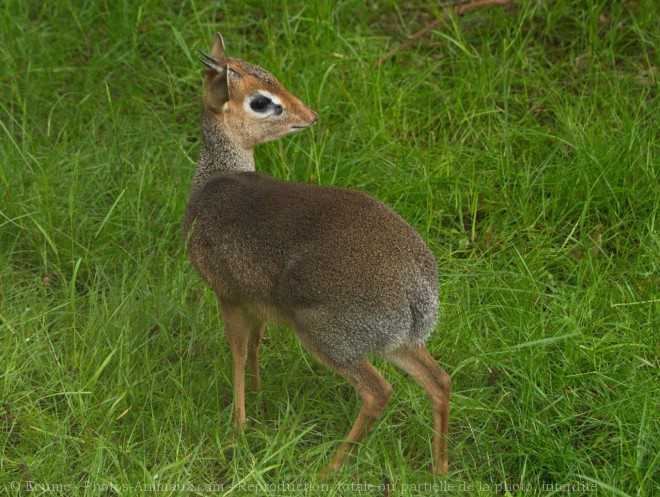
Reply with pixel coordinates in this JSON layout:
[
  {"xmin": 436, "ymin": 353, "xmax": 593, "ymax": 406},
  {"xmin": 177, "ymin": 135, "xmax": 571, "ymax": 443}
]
[{"xmin": 1, "ymin": 0, "xmax": 658, "ymax": 495}]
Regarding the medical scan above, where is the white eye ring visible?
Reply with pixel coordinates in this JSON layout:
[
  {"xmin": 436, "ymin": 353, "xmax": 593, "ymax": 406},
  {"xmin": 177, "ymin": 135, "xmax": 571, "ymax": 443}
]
[{"xmin": 244, "ymin": 90, "xmax": 283, "ymax": 117}]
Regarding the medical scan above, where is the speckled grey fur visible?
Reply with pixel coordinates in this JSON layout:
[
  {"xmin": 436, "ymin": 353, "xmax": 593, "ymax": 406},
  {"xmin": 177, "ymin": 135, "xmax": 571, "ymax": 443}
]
[
  {"xmin": 184, "ymin": 121, "xmax": 439, "ymax": 366},
  {"xmin": 191, "ymin": 114, "xmax": 254, "ymax": 190}
]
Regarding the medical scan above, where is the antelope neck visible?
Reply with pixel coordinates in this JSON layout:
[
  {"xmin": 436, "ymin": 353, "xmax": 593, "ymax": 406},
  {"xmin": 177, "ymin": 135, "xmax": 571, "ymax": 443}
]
[{"xmin": 191, "ymin": 113, "xmax": 255, "ymax": 192}]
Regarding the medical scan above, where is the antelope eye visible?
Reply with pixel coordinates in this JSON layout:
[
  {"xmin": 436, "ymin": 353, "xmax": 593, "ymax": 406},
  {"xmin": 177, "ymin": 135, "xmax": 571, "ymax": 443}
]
[{"xmin": 250, "ymin": 95, "xmax": 272, "ymax": 112}]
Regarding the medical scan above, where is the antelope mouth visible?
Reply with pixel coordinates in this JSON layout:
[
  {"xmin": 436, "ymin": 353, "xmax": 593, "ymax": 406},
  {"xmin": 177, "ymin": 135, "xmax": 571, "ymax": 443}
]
[{"xmin": 290, "ymin": 114, "xmax": 316, "ymax": 132}]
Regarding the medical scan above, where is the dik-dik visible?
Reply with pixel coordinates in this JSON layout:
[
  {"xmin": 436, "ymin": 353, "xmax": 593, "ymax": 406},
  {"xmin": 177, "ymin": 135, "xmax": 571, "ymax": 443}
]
[{"xmin": 182, "ymin": 33, "xmax": 451, "ymax": 475}]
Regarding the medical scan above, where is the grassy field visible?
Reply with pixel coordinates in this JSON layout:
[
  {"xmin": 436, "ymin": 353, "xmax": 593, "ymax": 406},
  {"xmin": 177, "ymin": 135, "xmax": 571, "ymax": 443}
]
[{"xmin": 1, "ymin": 0, "xmax": 658, "ymax": 495}]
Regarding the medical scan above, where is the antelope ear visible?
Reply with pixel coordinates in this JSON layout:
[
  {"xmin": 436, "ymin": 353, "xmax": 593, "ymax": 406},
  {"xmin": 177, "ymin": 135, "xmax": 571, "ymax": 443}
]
[
  {"xmin": 211, "ymin": 32, "xmax": 226, "ymax": 59},
  {"xmin": 207, "ymin": 65, "xmax": 230, "ymax": 112}
]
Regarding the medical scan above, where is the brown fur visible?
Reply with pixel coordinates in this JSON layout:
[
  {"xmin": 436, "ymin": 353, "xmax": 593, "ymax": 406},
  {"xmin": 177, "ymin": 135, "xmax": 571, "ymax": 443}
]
[{"xmin": 183, "ymin": 33, "xmax": 450, "ymax": 475}]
